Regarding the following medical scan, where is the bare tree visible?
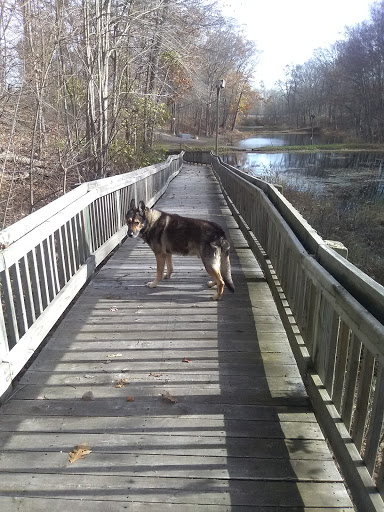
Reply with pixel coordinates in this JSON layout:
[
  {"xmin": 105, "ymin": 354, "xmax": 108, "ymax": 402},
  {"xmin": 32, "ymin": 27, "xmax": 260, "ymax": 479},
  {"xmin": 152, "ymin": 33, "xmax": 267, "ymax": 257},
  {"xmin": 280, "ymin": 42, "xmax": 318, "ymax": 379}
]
[
  {"xmin": 0, "ymin": 0, "xmax": 260, "ymax": 226},
  {"xmin": 262, "ymin": 1, "xmax": 384, "ymax": 142}
]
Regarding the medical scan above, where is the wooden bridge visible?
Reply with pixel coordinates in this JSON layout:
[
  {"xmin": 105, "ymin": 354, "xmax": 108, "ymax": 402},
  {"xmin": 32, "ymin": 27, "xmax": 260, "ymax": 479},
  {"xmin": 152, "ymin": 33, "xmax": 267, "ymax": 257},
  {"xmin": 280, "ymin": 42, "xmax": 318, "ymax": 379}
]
[{"xmin": 0, "ymin": 153, "xmax": 383, "ymax": 510}]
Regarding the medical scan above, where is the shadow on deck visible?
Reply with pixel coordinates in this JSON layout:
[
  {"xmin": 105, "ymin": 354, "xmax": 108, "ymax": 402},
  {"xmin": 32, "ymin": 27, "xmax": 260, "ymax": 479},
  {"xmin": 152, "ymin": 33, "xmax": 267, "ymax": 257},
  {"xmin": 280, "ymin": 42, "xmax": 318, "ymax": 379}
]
[{"xmin": 0, "ymin": 164, "xmax": 353, "ymax": 510}]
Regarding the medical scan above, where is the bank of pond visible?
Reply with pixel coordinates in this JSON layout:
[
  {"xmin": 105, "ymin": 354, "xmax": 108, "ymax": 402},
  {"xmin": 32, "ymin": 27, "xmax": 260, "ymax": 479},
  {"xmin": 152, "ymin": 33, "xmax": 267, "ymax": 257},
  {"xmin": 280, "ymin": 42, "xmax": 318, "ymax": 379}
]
[
  {"xmin": 221, "ymin": 134, "xmax": 384, "ymax": 286},
  {"xmin": 222, "ymin": 134, "xmax": 384, "ymax": 201}
]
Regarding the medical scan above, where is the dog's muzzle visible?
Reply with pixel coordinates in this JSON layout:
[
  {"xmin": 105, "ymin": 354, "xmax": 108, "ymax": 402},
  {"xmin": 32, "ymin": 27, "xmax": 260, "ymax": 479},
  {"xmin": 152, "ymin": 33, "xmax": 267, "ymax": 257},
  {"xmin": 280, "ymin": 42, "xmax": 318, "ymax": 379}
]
[{"xmin": 127, "ymin": 230, "xmax": 139, "ymax": 238}]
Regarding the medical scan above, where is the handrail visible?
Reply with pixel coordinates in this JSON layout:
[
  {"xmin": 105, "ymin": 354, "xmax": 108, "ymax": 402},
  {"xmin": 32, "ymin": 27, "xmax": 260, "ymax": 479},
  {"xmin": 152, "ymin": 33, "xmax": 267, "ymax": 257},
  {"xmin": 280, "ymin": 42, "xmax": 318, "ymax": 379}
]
[
  {"xmin": 0, "ymin": 153, "xmax": 183, "ymax": 399},
  {"xmin": 184, "ymin": 150, "xmax": 384, "ymax": 512}
]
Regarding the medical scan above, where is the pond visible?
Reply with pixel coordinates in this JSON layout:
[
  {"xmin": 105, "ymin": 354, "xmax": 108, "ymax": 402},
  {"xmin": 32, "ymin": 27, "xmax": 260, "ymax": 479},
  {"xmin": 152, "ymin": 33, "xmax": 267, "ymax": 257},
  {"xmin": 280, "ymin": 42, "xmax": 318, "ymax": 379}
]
[
  {"xmin": 223, "ymin": 135, "xmax": 384, "ymax": 287},
  {"xmin": 222, "ymin": 145, "xmax": 384, "ymax": 200}
]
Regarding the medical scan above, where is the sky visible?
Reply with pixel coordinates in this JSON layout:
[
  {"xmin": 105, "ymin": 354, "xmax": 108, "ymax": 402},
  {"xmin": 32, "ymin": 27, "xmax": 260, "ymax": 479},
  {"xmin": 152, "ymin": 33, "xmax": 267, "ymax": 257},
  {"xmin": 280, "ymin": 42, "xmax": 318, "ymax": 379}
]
[{"xmin": 218, "ymin": 0, "xmax": 375, "ymax": 88}]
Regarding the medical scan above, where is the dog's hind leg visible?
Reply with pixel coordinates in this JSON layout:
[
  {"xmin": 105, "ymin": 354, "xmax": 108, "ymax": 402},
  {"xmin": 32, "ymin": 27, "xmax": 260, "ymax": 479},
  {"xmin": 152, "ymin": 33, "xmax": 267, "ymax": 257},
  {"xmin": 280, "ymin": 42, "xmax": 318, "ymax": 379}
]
[
  {"xmin": 203, "ymin": 249, "xmax": 224, "ymax": 300},
  {"xmin": 206, "ymin": 267, "xmax": 224, "ymax": 300},
  {"xmin": 164, "ymin": 254, "xmax": 173, "ymax": 279},
  {"xmin": 147, "ymin": 253, "xmax": 166, "ymax": 288}
]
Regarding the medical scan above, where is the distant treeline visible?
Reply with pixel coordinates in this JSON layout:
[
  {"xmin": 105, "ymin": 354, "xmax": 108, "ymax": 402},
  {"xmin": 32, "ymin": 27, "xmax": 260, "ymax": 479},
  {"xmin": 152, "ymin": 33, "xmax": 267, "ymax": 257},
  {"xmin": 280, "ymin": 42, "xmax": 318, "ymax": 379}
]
[
  {"xmin": 259, "ymin": 1, "xmax": 384, "ymax": 143},
  {"xmin": 0, "ymin": 0, "xmax": 259, "ymax": 189}
]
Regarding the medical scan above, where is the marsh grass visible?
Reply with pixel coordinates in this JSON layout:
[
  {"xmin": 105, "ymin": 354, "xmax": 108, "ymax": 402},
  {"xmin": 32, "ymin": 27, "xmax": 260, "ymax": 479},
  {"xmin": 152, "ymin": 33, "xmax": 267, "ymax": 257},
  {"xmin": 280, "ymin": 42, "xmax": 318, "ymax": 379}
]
[
  {"xmin": 283, "ymin": 183, "xmax": 384, "ymax": 286},
  {"xmin": 258, "ymin": 143, "xmax": 384, "ymax": 152}
]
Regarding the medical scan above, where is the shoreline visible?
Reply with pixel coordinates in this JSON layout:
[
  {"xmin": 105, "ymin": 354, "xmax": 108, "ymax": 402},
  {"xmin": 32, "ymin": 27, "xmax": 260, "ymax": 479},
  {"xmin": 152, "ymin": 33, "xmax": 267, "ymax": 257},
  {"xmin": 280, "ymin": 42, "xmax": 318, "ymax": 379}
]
[{"xmin": 157, "ymin": 131, "xmax": 384, "ymax": 154}]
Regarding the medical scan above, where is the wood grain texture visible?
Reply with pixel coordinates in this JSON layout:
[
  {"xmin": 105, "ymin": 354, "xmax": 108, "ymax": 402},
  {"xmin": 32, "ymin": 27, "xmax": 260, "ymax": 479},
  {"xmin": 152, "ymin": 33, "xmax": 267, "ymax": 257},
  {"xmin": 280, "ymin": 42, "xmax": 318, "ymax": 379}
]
[{"xmin": 0, "ymin": 164, "xmax": 352, "ymax": 510}]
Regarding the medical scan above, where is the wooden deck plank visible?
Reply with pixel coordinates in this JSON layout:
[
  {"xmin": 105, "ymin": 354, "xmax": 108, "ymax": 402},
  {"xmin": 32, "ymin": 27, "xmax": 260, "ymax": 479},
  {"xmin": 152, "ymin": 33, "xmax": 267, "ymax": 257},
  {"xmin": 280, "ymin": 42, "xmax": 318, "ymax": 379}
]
[
  {"xmin": 20, "ymin": 372, "xmax": 300, "ymax": 390},
  {"xmin": 0, "ymin": 498, "xmax": 355, "ymax": 512},
  {"xmin": 0, "ymin": 415, "xmax": 322, "ymax": 436},
  {"xmin": 19, "ymin": 339, "xmax": 294, "ymax": 353},
  {"xmin": 0, "ymin": 474, "xmax": 353, "ymax": 507},
  {"xmin": 0, "ymin": 452, "xmax": 343, "ymax": 481},
  {"xmin": 1, "ymin": 399, "xmax": 312, "ymax": 418},
  {"xmin": 0, "ymin": 432, "xmax": 329, "ymax": 458},
  {"xmin": 7, "ymin": 387, "xmax": 308, "ymax": 406},
  {"xmin": 26, "ymin": 350, "xmax": 298, "ymax": 367},
  {"xmin": 14, "ymin": 376, "xmax": 306, "ymax": 393},
  {"xmin": 0, "ymin": 164, "xmax": 353, "ymax": 510}
]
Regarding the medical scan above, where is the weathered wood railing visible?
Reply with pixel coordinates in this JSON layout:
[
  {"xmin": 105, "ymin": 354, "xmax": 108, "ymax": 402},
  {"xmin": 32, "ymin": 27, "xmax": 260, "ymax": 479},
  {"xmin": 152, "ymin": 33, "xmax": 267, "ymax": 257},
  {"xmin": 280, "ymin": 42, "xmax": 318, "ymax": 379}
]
[
  {"xmin": 0, "ymin": 153, "xmax": 183, "ymax": 398},
  {"xmin": 185, "ymin": 150, "xmax": 384, "ymax": 511}
]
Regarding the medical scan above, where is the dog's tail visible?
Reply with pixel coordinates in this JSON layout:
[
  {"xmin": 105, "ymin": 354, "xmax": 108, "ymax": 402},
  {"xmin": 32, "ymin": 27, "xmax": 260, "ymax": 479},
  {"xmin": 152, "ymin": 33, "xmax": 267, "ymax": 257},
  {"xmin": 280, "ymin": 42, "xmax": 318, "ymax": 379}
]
[{"xmin": 219, "ymin": 237, "xmax": 235, "ymax": 293}]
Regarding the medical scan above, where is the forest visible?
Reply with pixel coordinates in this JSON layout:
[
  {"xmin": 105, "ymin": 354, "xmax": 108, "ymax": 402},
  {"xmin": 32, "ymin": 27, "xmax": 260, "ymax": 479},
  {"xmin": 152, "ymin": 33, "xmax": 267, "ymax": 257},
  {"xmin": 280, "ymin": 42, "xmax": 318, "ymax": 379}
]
[
  {"xmin": 0, "ymin": 0, "xmax": 258, "ymax": 226},
  {"xmin": 1, "ymin": 0, "xmax": 384, "ymax": 230},
  {"xmin": 260, "ymin": 0, "xmax": 384, "ymax": 142}
]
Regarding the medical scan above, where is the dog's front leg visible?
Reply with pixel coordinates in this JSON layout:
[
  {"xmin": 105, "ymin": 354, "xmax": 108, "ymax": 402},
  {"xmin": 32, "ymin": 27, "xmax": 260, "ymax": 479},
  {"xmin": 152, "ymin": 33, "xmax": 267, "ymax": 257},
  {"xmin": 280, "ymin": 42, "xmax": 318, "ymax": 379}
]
[
  {"xmin": 164, "ymin": 254, "xmax": 173, "ymax": 279},
  {"xmin": 147, "ymin": 253, "xmax": 166, "ymax": 288}
]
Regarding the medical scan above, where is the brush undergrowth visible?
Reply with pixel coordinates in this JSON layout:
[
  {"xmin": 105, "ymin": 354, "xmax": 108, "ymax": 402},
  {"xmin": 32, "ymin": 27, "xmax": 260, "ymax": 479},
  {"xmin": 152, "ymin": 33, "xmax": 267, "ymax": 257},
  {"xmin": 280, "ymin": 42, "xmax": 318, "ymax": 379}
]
[{"xmin": 282, "ymin": 184, "xmax": 384, "ymax": 286}]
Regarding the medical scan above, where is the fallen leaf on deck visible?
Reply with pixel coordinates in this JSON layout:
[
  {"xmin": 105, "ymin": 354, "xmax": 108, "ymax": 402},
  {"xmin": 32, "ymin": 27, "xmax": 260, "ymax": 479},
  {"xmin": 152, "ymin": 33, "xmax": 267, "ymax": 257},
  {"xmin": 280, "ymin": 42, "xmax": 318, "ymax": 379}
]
[
  {"xmin": 81, "ymin": 391, "xmax": 94, "ymax": 401},
  {"xmin": 107, "ymin": 353, "xmax": 122, "ymax": 358},
  {"xmin": 115, "ymin": 378, "xmax": 130, "ymax": 388},
  {"xmin": 182, "ymin": 358, "xmax": 191, "ymax": 363},
  {"xmin": 149, "ymin": 373, "xmax": 162, "ymax": 378},
  {"xmin": 161, "ymin": 391, "xmax": 178, "ymax": 404},
  {"xmin": 126, "ymin": 396, "xmax": 135, "ymax": 402},
  {"xmin": 110, "ymin": 306, "xmax": 119, "ymax": 312},
  {"xmin": 69, "ymin": 443, "xmax": 92, "ymax": 463}
]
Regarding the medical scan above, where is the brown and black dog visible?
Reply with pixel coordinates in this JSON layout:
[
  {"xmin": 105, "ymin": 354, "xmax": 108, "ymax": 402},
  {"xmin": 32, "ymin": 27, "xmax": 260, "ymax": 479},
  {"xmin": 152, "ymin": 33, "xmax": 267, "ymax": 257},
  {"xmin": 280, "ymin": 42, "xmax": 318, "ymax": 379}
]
[{"xmin": 126, "ymin": 200, "xmax": 234, "ymax": 300}]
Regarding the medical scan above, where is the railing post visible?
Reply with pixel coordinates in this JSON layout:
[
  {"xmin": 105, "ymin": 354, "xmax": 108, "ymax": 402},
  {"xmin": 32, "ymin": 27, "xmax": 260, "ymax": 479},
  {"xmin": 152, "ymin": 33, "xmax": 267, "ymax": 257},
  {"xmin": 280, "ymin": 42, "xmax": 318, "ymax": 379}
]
[
  {"xmin": 115, "ymin": 189, "xmax": 122, "ymax": 230},
  {"xmin": 83, "ymin": 206, "xmax": 93, "ymax": 257},
  {"xmin": 0, "ymin": 299, "xmax": 9, "ymax": 361},
  {"xmin": 0, "ymin": 253, "xmax": 12, "ymax": 400}
]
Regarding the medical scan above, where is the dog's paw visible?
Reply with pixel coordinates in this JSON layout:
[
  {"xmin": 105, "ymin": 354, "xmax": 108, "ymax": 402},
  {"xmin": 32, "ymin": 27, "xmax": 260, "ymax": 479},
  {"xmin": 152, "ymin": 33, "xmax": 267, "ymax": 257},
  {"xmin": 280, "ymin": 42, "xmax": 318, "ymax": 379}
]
[
  {"xmin": 164, "ymin": 274, "xmax": 172, "ymax": 280},
  {"xmin": 146, "ymin": 281, "xmax": 158, "ymax": 288},
  {"xmin": 211, "ymin": 294, "xmax": 222, "ymax": 301},
  {"xmin": 207, "ymin": 280, "xmax": 217, "ymax": 288}
]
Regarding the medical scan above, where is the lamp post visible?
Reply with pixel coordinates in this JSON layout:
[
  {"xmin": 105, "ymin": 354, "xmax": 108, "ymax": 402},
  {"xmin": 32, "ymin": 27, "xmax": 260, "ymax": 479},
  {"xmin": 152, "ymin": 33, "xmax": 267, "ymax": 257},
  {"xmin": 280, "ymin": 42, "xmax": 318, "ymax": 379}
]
[{"xmin": 215, "ymin": 79, "xmax": 225, "ymax": 155}]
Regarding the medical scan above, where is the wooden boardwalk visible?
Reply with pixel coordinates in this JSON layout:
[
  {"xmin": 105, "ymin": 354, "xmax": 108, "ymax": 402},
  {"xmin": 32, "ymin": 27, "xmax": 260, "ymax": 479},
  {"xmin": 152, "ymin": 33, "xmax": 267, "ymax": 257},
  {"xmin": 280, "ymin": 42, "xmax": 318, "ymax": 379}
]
[{"xmin": 0, "ymin": 164, "xmax": 353, "ymax": 510}]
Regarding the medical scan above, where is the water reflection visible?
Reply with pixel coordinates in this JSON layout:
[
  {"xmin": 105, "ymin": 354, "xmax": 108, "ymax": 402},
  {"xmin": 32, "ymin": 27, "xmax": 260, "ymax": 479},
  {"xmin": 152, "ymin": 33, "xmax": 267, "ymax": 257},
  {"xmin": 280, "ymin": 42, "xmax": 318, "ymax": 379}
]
[
  {"xmin": 235, "ymin": 133, "xmax": 343, "ymax": 148},
  {"xmin": 221, "ymin": 152, "xmax": 384, "ymax": 199}
]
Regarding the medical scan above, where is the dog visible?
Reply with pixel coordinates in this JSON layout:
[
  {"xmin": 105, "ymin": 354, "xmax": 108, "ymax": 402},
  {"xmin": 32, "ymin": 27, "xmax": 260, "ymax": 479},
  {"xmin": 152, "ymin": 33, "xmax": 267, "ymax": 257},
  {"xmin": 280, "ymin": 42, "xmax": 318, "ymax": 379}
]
[{"xmin": 126, "ymin": 200, "xmax": 234, "ymax": 300}]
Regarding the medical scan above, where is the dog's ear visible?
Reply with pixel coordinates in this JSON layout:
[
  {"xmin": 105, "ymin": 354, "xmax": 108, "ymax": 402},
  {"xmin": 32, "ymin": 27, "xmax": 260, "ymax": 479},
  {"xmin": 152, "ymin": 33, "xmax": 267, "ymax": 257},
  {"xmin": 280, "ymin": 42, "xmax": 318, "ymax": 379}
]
[
  {"xmin": 129, "ymin": 198, "xmax": 136, "ymax": 210},
  {"xmin": 138, "ymin": 200, "xmax": 146, "ymax": 214}
]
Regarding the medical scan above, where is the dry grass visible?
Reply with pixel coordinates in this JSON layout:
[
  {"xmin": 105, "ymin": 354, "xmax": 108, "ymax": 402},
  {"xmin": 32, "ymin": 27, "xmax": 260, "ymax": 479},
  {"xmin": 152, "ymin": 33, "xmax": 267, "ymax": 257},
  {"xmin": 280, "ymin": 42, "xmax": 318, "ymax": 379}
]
[{"xmin": 283, "ymin": 184, "xmax": 384, "ymax": 286}]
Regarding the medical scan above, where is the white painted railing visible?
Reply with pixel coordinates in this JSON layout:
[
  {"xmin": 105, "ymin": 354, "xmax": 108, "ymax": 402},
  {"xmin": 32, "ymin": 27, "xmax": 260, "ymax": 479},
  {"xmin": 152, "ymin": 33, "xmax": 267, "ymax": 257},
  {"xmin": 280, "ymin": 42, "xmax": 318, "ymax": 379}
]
[{"xmin": 0, "ymin": 153, "xmax": 183, "ymax": 398}]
